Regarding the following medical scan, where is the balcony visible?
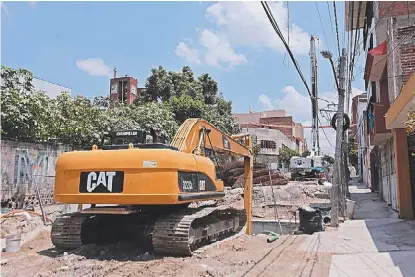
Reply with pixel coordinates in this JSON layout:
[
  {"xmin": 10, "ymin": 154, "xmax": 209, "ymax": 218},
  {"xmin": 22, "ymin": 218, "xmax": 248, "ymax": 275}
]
[{"xmin": 370, "ymin": 103, "xmax": 392, "ymax": 145}]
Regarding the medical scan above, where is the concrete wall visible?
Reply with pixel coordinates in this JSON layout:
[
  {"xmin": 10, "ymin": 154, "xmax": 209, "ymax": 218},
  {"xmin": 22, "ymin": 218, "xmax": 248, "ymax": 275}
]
[
  {"xmin": 242, "ymin": 127, "xmax": 294, "ymax": 155},
  {"xmin": 1, "ymin": 140, "xmax": 72, "ymax": 208},
  {"xmin": 233, "ymin": 110, "xmax": 286, "ymax": 124},
  {"xmin": 32, "ymin": 77, "xmax": 72, "ymax": 99}
]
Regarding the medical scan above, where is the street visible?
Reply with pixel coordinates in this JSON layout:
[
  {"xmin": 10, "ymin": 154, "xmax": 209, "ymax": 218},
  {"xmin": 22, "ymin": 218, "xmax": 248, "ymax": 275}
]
[{"xmin": 2, "ymin": 179, "xmax": 414, "ymax": 277}]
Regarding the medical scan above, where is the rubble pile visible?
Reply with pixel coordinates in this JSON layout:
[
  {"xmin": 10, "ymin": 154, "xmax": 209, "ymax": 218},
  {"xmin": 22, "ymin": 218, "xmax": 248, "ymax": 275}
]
[{"xmin": 217, "ymin": 161, "xmax": 289, "ymax": 189}]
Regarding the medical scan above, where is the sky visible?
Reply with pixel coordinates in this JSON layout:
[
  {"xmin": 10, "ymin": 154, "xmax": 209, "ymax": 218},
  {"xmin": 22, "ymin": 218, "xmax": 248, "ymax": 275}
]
[{"xmin": 1, "ymin": 1, "xmax": 366, "ymax": 155}]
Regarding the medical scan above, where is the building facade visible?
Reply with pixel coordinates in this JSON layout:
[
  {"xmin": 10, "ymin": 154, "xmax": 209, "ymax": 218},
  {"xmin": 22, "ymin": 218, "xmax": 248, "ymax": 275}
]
[
  {"xmin": 233, "ymin": 109, "xmax": 308, "ymax": 168},
  {"xmin": 351, "ymin": 1, "xmax": 415, "ymax": 219},
  {"xmin": 350, "ymin": 93, "xmax": 368, "ymax": 185},
  {"xmin": 32, "ymin": 77, "xmax": 71, "ymax": 98}
]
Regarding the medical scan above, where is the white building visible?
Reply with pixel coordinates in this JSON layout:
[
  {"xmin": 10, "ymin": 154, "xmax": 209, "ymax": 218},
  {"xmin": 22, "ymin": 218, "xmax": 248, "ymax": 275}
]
[{"xmin": 32, "ymin": 77, "xmax": 71, "ymax": 98}]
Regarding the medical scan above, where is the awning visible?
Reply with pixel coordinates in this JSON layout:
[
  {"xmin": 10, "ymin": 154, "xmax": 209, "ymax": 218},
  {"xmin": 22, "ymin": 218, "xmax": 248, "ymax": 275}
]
[{"xmin": 364, "ymin": 40, "xmax": 387, "ymax": 88}]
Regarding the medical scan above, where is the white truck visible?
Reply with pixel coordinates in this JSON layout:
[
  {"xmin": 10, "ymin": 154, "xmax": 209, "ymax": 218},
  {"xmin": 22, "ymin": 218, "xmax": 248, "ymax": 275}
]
[{"xmin": 289, "ymin": 154, "xmax": 327, "ymax": 179}]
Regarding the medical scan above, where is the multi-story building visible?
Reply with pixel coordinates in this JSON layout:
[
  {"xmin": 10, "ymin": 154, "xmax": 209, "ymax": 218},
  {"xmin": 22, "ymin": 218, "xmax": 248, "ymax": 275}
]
[
  {"xmin": 109, "ymin": 69, "xmax": 144, "ymax": 105},
  {"xmin": 350, "ymin": 1, "xmax": 415, "ymax": 219},
  {"xmin": 233, "ymin": 109, "xmax": 307, "ymax": 168}
]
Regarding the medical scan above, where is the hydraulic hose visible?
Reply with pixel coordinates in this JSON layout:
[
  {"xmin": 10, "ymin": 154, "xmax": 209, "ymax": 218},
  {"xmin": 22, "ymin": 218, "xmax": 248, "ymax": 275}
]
[{"xmin": 262, "ymin": 230, "xmax": 279, "ymax": 243}]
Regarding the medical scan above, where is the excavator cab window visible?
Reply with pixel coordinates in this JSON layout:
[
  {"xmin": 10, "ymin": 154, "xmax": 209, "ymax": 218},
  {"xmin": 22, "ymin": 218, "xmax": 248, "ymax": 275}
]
[{"xmin": 97, "ymin": 129, "xmax": 171, "ymax": 150}]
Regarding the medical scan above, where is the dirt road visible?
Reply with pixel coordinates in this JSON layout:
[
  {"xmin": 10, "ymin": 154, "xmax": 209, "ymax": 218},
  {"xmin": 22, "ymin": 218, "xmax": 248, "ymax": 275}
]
[{"xmin": 1, "ymin": 229, "xmax": 332, "ymax": 277}]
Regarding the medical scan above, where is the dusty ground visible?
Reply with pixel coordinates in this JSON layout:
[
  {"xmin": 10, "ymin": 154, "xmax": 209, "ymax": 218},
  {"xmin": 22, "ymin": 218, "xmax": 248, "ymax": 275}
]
[
  {"xmin": 1, "ymin": 181, "xmax": 332, "ymax": 277},
  {"xmin": 1, "ymin": 229, "xmax": 332, "ymax": 277}
]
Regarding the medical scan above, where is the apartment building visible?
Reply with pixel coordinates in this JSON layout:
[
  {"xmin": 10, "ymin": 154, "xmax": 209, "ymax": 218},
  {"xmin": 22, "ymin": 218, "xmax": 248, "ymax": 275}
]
[
  {"xmin": 233, "ymin": 109, "xmax": 307, "ymax": 167},
  {"xmin": 350, "ymin": 1, "xmax": 415, "ymax": 219}
]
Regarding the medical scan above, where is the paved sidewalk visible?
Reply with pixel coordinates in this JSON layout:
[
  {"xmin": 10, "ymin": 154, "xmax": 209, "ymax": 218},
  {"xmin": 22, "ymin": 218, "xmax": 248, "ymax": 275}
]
[{"xmin": 298, "ymin": 179, "xmax": 415, "ymax": 277}]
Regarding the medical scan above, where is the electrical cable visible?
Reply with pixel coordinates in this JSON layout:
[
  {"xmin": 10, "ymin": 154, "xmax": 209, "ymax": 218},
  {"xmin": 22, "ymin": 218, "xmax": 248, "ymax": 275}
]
[
  {"xmin": 332, "ymin": 1, "xmax": 341, "ymax": 59},
  {"xmin": 318, "ymin": 117, "xmax": 335, "ymax": 148},
  {"xmin": 315, "ymin": 1, "xmax": 330, "ymax": 50},
  {"xmin": 260, "ymin": 1, "xmax": 313, "ymax": 99}
]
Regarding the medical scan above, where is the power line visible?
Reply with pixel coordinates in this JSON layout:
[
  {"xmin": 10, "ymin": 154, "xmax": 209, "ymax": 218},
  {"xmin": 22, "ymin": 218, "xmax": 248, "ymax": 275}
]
[
  {"xmin": 332, "ymin": 1, "xmax": 341, "ymax": 58},
  {"xmin": 315, "ymin": 1, "xmax": 330, "ymax": 49},
  {"xmin": 326, "ymin": 1, "xmax": 337, "ymax": 57},
  {"xmin": 260, "ymin": 1, "xmax": 313, "ymax": 99},
  {"xmin": 348, "ymin": 2, "xmax": 363, "ymax": 90},
  {"xmin": 318, "ymin": 117, "xmax": 335, "ymax": 148}
]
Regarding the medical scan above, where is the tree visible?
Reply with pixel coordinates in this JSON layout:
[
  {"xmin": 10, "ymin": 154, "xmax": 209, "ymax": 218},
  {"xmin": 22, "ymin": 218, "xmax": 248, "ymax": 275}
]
[
  {"xmin": 1, "ymin": 65, "xmax": 241, "ymax": 146},
  {"xmin": 347, "ymin": 137, "xmax": 358, "ymax": 167},
  {"xmin": 301, "ymin": 150, "xmax": 311, "ymax": 157},
  {"xmin": 279, "ymin": 145, "xmax": 299, "ymax": 167},
  {"xmin": 405, "ymin": 109, "xmax": 415, "ymax": 133},
  {"xmin": 197, "ymin": 73, "xmax": 219, "ymax": 105},
  {"xmin": 143, "ymin": 66, "xmax": 174, "ymax": 102}
]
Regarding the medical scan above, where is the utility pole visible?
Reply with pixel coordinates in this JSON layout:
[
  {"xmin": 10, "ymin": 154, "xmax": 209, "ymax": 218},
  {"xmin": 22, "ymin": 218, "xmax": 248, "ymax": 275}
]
[
  {"xmin": 331, "ymin": 48, "xmax": 347, "ymax": 227},
  {"xmin": 310, "ymin": 35, "xmax": 320, "ymax": 156}
]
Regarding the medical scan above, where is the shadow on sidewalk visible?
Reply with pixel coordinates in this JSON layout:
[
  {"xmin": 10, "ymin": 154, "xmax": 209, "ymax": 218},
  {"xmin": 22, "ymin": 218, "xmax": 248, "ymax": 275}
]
[{"xmin": 349, "ymin": 179, "xmax": 415, "ymax": 276}]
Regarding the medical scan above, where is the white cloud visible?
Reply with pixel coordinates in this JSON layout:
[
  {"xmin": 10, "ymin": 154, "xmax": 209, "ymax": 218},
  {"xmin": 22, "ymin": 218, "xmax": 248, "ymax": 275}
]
[
  {"xmin": 28, "ymin": 1, "xmax": 37, "ymax": 7},
  {"xmin": 258, "ymin": 94, "xmax": 274, "ymax": 110},
  {"xmin": 199, "ymin": 29, "xmax": 246, "ymax": 69},
  {"xmin": 175, "ymin": 42, "xmax": 201, "ymax": 64},
  {"xmin": 256, "ymin": 86, "xmax": 366, "ymax": 156},
  {"xmin": 176, "ymin": 29, "xmax": 246, "ymax": 69},
  {"xmin": 175, "ymin": 2, "xmax": 310, "ymax": 69},
  {"xmin": 76, "ymin": 58, "xmax": 112, "ymax": 78},
  {"xmin": 206, "ymin": 2, "xmax": 310, "ymax": 55}
]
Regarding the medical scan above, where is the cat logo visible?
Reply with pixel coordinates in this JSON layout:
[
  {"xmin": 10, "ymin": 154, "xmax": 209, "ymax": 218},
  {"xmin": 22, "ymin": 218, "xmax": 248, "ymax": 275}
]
[
  {"xmin": 295, "ymin": 160, "xmax": 304, "ymax": 165},
  {"xmin": 87, "ymin": 172, "xmax": 116, "ymax": 192}
]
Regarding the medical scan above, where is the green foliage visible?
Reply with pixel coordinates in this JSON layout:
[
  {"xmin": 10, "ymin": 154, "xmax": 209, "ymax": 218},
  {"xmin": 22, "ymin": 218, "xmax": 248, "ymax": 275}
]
[
  {"xmin": 142, "ymin": 65, "xmax": 240, "ymax": 135},
  {"xmin": 1, "ymin": 65, "xmax": 239, "ymax": 146},
  {"xmin": 279, "ymin": 145, "xmax": 299, "ymax": 167},
  {"xmin": 405, "ymin": 109, "xmax": 415, "ymax": 133},
  {"xmin": 301, "ymin": 150, "xmax": 311, "ymax": 157},
  {"xmin": 347, "ymin": 137, "xmax": 358, "ymax": 167}
]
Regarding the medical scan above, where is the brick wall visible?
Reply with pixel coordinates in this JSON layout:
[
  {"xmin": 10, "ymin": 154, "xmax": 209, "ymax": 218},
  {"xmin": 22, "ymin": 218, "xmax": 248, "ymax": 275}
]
[
  {"xmin": 387, "ymin": 17, "xmax": 415, "ymax": 102},
  {"xmin": 379, "ymin": 1, "xmax": 415, "ymax": 18},
  {"xmin": 259, "ymin": 116, "xmax": 294, "ymax": 140},
  {"xmin": 398, "ymin": 25, "xmax": 415, "ymax": 84}
]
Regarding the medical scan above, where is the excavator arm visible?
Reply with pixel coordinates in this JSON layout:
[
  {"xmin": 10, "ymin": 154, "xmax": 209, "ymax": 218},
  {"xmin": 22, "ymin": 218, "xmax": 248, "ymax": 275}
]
[{"xmin": 171, "ymin": 118, "xmax": 254, "ymax": 234}]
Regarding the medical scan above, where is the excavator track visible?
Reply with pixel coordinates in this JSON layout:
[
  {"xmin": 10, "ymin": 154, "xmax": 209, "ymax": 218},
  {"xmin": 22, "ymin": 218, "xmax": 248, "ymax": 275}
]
[
  {"xmin": 51, "ymin": 206, "xmax": 246, "ymax": 256},
  {"xmin": 51, "ymin": 214, "xmax": 88, "ymax": 249},
  {"xmin": 152, "ymin": 206, "xmax": 246, "ymax": 256}
]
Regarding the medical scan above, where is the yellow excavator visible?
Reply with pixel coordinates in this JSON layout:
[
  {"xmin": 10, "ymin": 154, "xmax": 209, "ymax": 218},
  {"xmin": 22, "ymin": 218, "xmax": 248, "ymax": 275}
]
[{"xmin": 51, "ymin": 118, "xmax": 253, "ymax": 256}]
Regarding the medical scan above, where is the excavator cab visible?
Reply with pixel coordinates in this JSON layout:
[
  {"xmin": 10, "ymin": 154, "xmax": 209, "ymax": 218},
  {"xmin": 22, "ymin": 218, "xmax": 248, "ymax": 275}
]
[{"xmin": 100, "ymin": 129, "xmax": 170, "ymax": 148}]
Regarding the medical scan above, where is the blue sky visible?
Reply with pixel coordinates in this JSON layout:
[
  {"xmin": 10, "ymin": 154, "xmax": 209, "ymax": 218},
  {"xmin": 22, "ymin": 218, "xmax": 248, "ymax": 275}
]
[{"xmin": 1, "ymin": 1, "xmax": 365, "ymax": 154}]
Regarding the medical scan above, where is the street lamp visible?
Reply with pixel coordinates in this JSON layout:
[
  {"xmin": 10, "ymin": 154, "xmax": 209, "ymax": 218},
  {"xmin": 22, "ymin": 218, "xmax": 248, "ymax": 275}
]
[{"xmin": 320, "ymin": 50, "xmax": 340, "ymax": 93}]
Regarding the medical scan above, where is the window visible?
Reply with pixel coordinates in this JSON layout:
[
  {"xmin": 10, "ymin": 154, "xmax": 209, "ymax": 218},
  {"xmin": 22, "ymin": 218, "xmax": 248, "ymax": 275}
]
[{"xmin": 260, "ymin": 140, "xmax": 276, "ymax": 149}]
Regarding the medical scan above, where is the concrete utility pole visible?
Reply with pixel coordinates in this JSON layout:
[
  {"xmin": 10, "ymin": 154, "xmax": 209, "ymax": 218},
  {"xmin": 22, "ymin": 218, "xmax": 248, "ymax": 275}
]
[
  {"xmin": 310, "ymin": 35, "xmax": 320, "ymax": 156},
  {"xmin": 321, "ymin": 48, "xmax": 346, "ymax": 227},
  {"xmin": 332, "ymin": 48, "xmax": 347, "ymax": 226}
]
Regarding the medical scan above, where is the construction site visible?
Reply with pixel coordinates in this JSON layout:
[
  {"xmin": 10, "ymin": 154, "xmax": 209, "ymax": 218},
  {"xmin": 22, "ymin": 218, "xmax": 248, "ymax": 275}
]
[
  {"xmin": 0, "ymin": 118, "xmax": 337, "ymax": 277},
  {"xmin": 3, "ymin": 1, "xmax": 415, "ymax": 276}
]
